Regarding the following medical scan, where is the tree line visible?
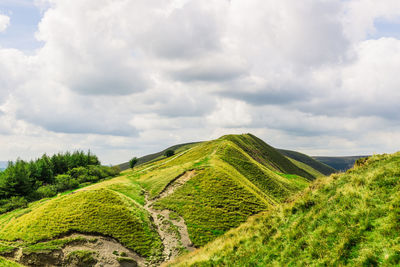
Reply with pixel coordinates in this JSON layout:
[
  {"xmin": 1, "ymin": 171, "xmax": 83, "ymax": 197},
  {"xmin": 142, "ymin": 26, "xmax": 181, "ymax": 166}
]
[{"xmin": 0, "ymin": 151, "xmax": 120, "ymax": 213}]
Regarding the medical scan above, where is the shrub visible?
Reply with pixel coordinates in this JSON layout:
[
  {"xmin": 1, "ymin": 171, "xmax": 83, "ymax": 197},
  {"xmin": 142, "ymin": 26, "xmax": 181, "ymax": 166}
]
[
  {"xmin": 55, "ymin": 175, "xmax": 79, "ymax": 192},
  {"xmin": 164, "ymin": 150, "xmax": 175, "ymax": 157},
  {"xmin": 0, "ymin": 196, "xmax": 28, "ymax": 213},
  {"xmin": 35, "ymin": 185, "xmax": 57, "ymax": 198},
  {"xmin": 129, "ymin": 157, "xmax": 138, "ymax": 169},
  {"xmin": 68, "ymin": 167, "xmax": 89, "ymax": 179}
]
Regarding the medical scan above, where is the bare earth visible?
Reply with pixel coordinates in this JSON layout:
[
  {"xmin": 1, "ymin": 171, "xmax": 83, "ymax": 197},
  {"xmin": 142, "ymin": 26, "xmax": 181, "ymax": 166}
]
[{"xmin": 144, "ymin": 170, "xmax": 197, "ymax": 265}]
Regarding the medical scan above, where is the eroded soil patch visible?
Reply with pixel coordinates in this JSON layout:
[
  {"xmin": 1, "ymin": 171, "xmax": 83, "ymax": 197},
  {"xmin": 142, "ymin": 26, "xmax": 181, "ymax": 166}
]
[
  {"xmin": 144, "ymin": 170, "xmax": 196, "ymax": 264},
  {"xmin": 3, "ymin": 234, "xmax": 146, "ymax": 267}
]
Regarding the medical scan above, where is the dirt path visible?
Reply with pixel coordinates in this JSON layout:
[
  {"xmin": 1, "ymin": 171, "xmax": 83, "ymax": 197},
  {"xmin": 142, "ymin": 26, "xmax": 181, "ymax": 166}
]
[{"xmin": 144, "ymin": 170, "xmax": 196, "ymax": 265}]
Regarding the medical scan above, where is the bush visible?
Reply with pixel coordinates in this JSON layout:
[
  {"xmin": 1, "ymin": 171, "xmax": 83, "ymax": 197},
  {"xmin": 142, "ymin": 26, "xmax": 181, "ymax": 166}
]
[
  {"xmin": 35, "ymin": 185, "xmax": 57, "ymax": 198},
  {"xmin": 0, "ymin": 196, "xmax": 28, "ymax": 213},
  {"xmin": 55, "ymin": 174, "xmax": 79, "ymax": 192},
  {"xmin": 68, "ymin": 167, "xmax": 89, "ymax": 179},
  {"xmin": 164, "ymin": 150, "xmax": 175, "ymax": 157},
  {"xmin": 129, "ymin": 157, "xmax": 138, "ymax": 169}
]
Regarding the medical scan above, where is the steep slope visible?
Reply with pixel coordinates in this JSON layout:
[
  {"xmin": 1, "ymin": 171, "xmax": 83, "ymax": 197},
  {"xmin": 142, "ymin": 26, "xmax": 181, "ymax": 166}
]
[
  {"xmin": 278, "ymin": 148, "xmax": 337, "ymax": 175},
  {"xmin": 134, "ymin": 134, "xmax": 318, "ymax": 249},
  {"xmin": 221, "ymin": 134, "xmax": 316, "ymax": 180},
  {"xmin": 171, "ymin": 152, "xmax": 400, "ymax": 266},
  {"xmin": 0, "ymin": 134, "xmax": 325, "ymax": 266}
]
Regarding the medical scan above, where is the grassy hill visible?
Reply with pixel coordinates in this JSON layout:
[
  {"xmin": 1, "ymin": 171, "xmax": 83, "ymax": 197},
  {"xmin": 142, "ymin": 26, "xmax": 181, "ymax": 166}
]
[
  {"xmin": 278, "ymin": 149, "xmax": 337, "ymax": 176},
  {"xmin": 170, "ymin": 152, "xmax": 400, "ymax": 266},
  {"xmin": 118, "ymin": 142, "xmax": 201, "ymax": 171},
  {"xmin": 133, "ymin": 134, "xmax": 328, "ymax": 248},
  {"xmin": 314, "ymin": 155, "xmax": 368, "ymax": 171},
  {"xmin": 0, "ymin": 134, "xmax": 327, "ymax": 266}
]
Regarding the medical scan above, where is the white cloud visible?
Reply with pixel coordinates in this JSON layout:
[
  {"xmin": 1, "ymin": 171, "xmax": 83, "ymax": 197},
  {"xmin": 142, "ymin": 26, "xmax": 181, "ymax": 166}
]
[
  {"xmin": 342, "ymin": 0, "xmax": 400, "ymax": 41},
  {"xmin": 207, "ymin": 99, "xmax": 252, "ymax": 128},
  {"xmin": 0, "ymin": 14, "xmax": 10, "ymax": 32},
  {"xmin": 0, "ymin": 0, "xmax": 400, "ymax": 164}
]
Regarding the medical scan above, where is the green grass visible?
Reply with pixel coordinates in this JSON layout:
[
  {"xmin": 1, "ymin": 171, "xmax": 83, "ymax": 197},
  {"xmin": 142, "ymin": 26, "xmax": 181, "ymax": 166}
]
[
  {"xmin": 22, "ymin": 236, "xmax": 89, "ymax": 253},
  {"xmin": 134, "ymin": 141, "xmax": 218, "ymax": 198},
  {"xmin": 171, "ymin": 152, "xmax": 400, "ymax": 266},
  {"xmin": 0, "ymin": 133, "xmax": 325, "ymax": 265},
  {"xmin": 286, "ymin": 157, "xmax": 325, "ymax": 178},
  {"xmin": 130, "ymin": 134, "xmax": 312, "ymax": 247},
  {"xmin": 221, "ymin": 134, "xmax": 316, "ymax": 180},
  {"xmin": 153, "ymin": 166, "xmax": 269, "ymax": 247},
  {"xmin": 0, "ymin": 257, "xmax": 22, "ymax": 267},
  {"xmin": 278, "ymin": 148, "xmax": 337, "ymax": 175},
  {"xmin": 107, "ymin": 179, "xmax": 145, "ymax": 206},
  {"xmin": 0, "ymin": 243, "xmax": 15, "ymax": 254},
  {"xmin": 219, "ymin": 142, "xmax": 309, "ymax": 202},
  {"xmin": 0, "ymin": 188, "xmax": 162, "ymax": 257}
]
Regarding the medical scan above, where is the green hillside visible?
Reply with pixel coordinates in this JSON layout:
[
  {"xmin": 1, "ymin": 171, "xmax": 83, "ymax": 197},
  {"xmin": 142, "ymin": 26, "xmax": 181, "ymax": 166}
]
[
  {"xmin": 222, "ymin": 134, "xmax": 316, "ymax": 180},
  {"xmin": 118, "ymin": 142, "xmax": 201, "ymax": 171},
  {"xmin": 134, "ymin": 134, "xmax": 318, "ymax": 247},
  {"xmin": 0, "ymin": 134, "xmax": 325, "ymax": 266},
  {"xmin": 278, "ymin": 148, "xmax": 337, "ymax": 176},
  {"xmin": 171, "ymin": 152, "xmax": 400, "ymax": 266}
]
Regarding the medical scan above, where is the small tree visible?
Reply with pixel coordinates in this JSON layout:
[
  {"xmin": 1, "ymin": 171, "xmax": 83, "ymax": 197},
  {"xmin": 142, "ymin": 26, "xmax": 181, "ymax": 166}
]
[
  {"xmin": 129, "ymin": 157, "xmax": 138, "ymax": 169},
  {"xmin": 164, "ymin": 150, "xmax": 174, "ymax": 157}
]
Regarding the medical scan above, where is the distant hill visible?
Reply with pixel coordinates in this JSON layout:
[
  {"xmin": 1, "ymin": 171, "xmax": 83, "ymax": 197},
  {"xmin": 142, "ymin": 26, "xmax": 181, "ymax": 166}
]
[
  {"xmin": 313, "ymin": 155, "xmax": 368, "ymax": 171},
  {"xmin": 172, "ymin": 151, "xmax": 400, "ymax": 266},
  {"xmin": 278, "ymin": 149, "xmax": 337, "ymax": 176},
  {"xmin": 0, "ymin": 133, "xmax": 325, "ymax": 266}
]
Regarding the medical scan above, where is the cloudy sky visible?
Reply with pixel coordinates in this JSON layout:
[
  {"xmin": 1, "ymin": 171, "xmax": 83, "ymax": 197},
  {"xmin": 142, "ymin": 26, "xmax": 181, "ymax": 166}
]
[{"xmin": 0, "ymin": 0, "xmax": 400, "ymax": 164}]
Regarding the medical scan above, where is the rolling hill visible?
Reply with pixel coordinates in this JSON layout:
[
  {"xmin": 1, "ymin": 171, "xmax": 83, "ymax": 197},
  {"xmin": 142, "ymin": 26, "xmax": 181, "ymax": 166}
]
[
  {"xmin": 0, "ymin": 134, "xmax": 326, "ymax": 266},
  {"xmin": 277, "ymin": 149, "xmax": 337, "ymax": 176},
  {"xmin": 170, "ymin": 152, "xmax": 400, "ymax": 266}
]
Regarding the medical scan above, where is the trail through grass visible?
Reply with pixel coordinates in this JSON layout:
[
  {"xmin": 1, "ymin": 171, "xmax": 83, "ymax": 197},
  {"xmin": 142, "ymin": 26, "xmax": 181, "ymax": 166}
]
[{"xmin": 170, "ymin": 152, "xmax": 400, "ymax": 266}]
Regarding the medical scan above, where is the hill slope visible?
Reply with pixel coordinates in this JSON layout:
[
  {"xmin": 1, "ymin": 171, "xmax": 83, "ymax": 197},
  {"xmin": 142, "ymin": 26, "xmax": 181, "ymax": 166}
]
[
  {"xmin": 278, "ymin": 149, "xmax": 337, "ymax": 176},
  {"xmin": 0, "ymin": 134, "xmax": 326, "ymax": 266},
  {"xmin": 118, "ymin": 142, "xmax": 201, "ymax": 171},
  {"xmin": 133, "ymin": 134, "xmax": 319, "ymax": 249},
  {"xmin": 171, "ymin": 152, "xmax": 400, "ymax": 266}
]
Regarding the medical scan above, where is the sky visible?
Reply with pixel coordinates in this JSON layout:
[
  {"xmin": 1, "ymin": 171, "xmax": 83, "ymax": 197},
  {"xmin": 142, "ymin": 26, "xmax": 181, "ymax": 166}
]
[{"xmin": 0, "ymin": 0, "xmax": 400, "ymax": 165}]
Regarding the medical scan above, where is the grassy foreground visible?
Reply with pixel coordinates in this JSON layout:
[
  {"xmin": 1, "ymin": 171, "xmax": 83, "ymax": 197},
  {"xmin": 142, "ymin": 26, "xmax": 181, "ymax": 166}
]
[{"xmin": 170, "ymin": 152, "xmax": 400, "ymax": 266}]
